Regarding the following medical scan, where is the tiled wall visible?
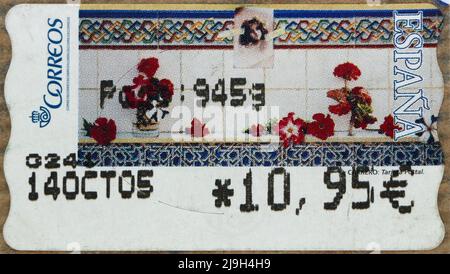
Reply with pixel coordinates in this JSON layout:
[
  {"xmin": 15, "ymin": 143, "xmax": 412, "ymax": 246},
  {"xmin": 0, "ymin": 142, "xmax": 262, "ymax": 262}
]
[{"xmin": 79, "ymin": 47, "xmax": 443, "ymax": 139}]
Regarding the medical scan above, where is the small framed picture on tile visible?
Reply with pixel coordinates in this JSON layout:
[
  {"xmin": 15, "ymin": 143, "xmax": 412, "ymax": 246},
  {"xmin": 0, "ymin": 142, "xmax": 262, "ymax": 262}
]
[{"xmin": 233, "ymin": 7, "xmax": 274, "ymax": 68}]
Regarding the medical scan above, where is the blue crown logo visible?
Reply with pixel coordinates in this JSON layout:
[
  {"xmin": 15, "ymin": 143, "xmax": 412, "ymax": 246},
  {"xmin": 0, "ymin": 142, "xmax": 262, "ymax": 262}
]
[{"xmin": 30, "ymin": 106, "xmax": 51, "ymax": 128}]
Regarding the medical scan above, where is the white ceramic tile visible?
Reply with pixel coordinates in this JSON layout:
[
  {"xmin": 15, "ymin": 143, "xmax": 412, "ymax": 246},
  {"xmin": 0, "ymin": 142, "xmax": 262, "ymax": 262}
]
[
  {"xmin": 98, "ymin": 50, "xmax": 141, "ymax": 89},
  {"xmin": 78, "ymin": 90, "xmax": 99, "ymax": 131},
  {"xmin": 421, "ymin": 48, "xmax": 433, "ymax": 88},
  {"xmin": 348, "ymin": 49, "xmax": 390, "ymax": 89},
  {"xmin": 265, "ymin": 50, "xmax": 307, "ymax": 90},
  {"xmin": 181, "ymin": 51, "xmax": 224, "ymax": 90},
  {"xmin": 261, "ymin": 89, "xmax": 306, "ymax": 121},
  {"xmin": 224, "ymin": 51, "xmax": 265, "ymax": 85},
  {"xmin": 430, "ymin": 49, "xmax": 444, "ymax": 88},
  {"xmin": 420, "ymin": 48, "xmax": 433, "ymax": 88},
  {"xmin": 306, "ymin": 49, "xmax": 350, "ymax": 89},
  {"xmin": 140, "ymin": 50, "xmax": 182, "ymax": 90},
  {"xmin": 422, "ymin": 87, "xmax": 444, "ymax": 118},
  {"xmin": 79, "ymin": 50, "xmax": 98, "ymax": 89}
]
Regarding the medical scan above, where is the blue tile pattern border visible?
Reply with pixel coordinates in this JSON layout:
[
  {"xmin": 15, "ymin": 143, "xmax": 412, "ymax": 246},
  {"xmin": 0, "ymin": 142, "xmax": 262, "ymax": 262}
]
[{"xmin": 77, "ymin": 142, "xmax": 444, "ymax": 167}]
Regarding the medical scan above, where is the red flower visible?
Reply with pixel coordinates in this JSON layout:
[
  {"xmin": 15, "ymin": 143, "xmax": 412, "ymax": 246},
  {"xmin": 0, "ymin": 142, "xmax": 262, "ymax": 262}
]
[
  {"xmin": 186, "ymin": 118, "xmax": 209, "ymax": 137},
  {"xmin": 327, "ymin": 88, "xmax": 352, "ymax": 116},
  {"xmin": 333, "ymin": 62, "xmax": 361, "ymax": 81},
  {"xmin": 90, "ymin": 117, "xmax": 117, "ymax": 145},
  {"xmin": 307, "ymin": 113, "xmax": 335, "ymax": 140},
  {"xmin": 249, "ymin": 124, "xmax": 266, "ymax": 137},
  {"xmin": 131, "ymin": 74, "xmax": 150, "ymax": 89},
  {"xmin": 123, "ymin": 86, "xmax": 147, "ymax": 109},
  {"xmin": 137, "ymin": 57, "xmax": 159, "ymax": 78},
  {"xmin": 379, "ymin": 115, "xmax": 402, "ymax": 138},
  {"xmin": 351, "ymin": 86, "xmax": 372, "ymax": 105},
  {"xmin": 329, "ymin": 102, "xmax": 352, "ymax": 116},
  {"xmin": 159, "ymin": 79, "xmax": 174, "ymax": 101},
  {"xmin": 327, "ymin": 88, "xmax": 348, "ymax": 102},
  {"xmin": 278, "ymin": 113, "xmax": 306, "ymax": 148}
]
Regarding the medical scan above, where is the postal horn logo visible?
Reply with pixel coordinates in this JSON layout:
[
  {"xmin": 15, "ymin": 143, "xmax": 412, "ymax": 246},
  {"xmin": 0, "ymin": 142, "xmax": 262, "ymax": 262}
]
[{"xmin": 30, "ymin": 106, "xmax": 51, "ymax": 128}]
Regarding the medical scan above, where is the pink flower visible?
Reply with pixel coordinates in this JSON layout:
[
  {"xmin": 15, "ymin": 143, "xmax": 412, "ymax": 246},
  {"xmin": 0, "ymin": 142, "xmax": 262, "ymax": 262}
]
[
  {"xmin": 249, "ymin": 124, "xmax": 266, "ymax": 137},
  {"xmin": 185, "ymin": 118, "xmax": 209, "ymax": 137},
  {"xmin": 271, "ymin": 122, "xmax": 280, "ymax": 135},
  {"xmin": 278, "ymin": 113, "xmax": 307, "ymax": 148}
]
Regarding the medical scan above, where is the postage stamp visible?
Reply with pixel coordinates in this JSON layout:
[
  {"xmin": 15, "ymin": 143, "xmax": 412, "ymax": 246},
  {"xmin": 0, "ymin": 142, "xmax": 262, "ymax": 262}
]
[{"xmin": 3, "ymin": 3, "xmax": 446, "ymax": 251}]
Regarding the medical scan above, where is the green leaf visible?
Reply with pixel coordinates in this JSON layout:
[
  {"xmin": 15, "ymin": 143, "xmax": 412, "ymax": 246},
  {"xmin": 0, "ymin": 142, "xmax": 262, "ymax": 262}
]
[
  {"xmin": 356, "ymin": 103, "xmax": 373, "ymax": 115},
  {"xmin": 265, "ymin": 118, "xmax": 278, "ymax": 134},
  {"xmin": 82, "ymin": 118, "xmax": 93, "ymax": 136}
]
